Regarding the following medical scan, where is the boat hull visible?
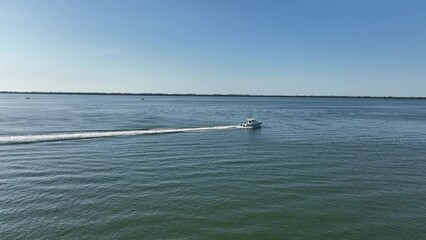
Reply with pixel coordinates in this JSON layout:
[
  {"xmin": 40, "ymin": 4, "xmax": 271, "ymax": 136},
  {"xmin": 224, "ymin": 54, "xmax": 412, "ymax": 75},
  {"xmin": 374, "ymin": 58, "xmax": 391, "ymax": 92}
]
[{"xmin": 239, "ymin": 122, "xmax": 262, "ymax": 129}]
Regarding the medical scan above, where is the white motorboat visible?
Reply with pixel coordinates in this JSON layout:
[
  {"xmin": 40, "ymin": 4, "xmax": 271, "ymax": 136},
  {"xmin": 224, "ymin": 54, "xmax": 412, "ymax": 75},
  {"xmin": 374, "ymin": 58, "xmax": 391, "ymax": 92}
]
[{"xmin": 240, "ymin": 118, "xmax": 262, "ymax": 128}]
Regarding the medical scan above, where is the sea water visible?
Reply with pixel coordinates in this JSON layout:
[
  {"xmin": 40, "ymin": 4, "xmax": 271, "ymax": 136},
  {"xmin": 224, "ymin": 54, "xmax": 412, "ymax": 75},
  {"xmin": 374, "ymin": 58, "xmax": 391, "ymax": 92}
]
[{"xmin": 1, "ymin": 94, "xmax": 425, "ymax": 239}]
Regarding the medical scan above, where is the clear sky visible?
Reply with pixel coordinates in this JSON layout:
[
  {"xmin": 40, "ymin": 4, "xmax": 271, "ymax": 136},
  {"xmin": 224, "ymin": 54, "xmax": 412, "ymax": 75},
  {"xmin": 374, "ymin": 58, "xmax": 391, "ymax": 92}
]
[{"xmin": 1, "ymin": 0, "xmax": 425, "ymax": 96}]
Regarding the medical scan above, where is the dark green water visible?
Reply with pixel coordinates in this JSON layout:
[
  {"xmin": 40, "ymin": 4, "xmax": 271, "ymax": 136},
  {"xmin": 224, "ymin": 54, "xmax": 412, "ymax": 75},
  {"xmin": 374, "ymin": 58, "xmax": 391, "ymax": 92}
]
[{"xmin": 1, "ymin": 94, "xmax": 425, "ymax": 239}]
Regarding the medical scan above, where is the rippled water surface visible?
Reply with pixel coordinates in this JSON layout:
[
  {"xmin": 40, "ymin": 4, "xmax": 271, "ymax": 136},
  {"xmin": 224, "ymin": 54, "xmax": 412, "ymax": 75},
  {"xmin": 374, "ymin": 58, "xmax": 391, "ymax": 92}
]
[{"xmin": 1, "ymin": 94, "xmax": 425, "ymax": 239}]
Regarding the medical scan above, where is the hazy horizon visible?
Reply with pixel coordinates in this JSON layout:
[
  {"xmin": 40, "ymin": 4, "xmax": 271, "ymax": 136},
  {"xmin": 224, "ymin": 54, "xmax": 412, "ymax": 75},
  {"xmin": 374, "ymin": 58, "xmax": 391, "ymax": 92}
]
[
  {"xmin": 2, "ymin": 90, "xmax": 426, "ymax": 98},
  {"xmin": 1, "ymin": 0, "xmax": 426, "ymax": 97}
]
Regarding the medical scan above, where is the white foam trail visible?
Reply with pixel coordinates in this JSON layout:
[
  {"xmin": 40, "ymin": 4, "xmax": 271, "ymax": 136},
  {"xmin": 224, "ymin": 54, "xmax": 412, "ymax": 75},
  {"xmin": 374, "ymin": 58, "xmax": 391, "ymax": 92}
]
[{"xmin": 0, "ymin": 125, "xmax": 238, "ymax": 144}]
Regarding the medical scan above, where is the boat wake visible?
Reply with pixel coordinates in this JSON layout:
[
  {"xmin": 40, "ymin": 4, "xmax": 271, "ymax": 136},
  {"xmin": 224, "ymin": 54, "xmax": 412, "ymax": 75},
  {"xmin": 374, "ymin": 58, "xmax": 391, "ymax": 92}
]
[{"xmin": 0, "ymin": 125, "xmax": 238, "ymax": 144}]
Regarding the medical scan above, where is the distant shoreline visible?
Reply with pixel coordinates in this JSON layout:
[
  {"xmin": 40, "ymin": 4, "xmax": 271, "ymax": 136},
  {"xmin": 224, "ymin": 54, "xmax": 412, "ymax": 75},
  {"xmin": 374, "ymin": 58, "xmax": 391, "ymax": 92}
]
[{"xmin": 0, "ymin": 91, "xmax": 425, "ymax": 99}]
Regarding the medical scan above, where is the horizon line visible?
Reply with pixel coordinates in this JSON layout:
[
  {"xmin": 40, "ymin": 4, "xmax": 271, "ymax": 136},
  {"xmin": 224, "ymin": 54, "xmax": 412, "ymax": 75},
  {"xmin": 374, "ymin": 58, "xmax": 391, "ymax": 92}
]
[{"xmin": 0, "ymin": 91, "xmax": 425, "ymax": 99}]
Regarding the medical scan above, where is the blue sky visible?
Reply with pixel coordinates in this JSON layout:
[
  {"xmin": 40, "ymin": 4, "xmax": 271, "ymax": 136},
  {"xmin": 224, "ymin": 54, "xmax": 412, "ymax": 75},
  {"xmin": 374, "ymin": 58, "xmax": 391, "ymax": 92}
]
[{"xmin": 1, "ymin": 0, "xmax": 425, "ymax": 96}]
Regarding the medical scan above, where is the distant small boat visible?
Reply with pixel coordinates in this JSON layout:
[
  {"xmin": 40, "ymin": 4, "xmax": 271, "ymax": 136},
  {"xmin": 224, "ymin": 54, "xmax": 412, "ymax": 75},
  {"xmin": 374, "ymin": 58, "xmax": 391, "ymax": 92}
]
[
  {"xmin": 240, "ymin": 118, "xmax": 262, "ymax": 128},
  {"xmin": 25, "ymin": 97, "xmax": 31, "ymax": 99},
  {"xmin": 141, "ymin": 98, "xmax": 144, "ymax": 100}
]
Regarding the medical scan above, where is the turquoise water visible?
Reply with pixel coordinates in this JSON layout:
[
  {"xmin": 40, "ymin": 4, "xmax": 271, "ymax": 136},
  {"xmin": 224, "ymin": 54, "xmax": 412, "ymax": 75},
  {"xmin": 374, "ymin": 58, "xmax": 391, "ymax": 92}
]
[{"xmin": 1, "ymin": 94, "xmax": 425, "ymax": 239}]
